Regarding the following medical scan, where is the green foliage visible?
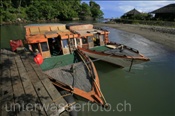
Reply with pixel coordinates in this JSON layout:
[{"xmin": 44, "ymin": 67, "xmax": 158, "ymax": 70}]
[
  {"xmin": 26, "ymin": 5, "xmax": 39, "ymax": 21},
  {"xmin": 1, "ymin": 0, "xmax": 104, "ymax": 23},
  {"xmin": 89, "ymin": 0, "xmax": 104, "ymax": 19},
  {"xmin": 1, "ymin": 10, "xmax": 17, "ymax": 22},
  {"xmin": 121, "ymin": 13, "xmax": 153, "ymax": 20},
  {"xmin": 114, "ymin": 19, "xmax": 175, "ymax": 27},
  {"xmin": 56, "ymin": 1, "xmax": 79, "ymax": 20},
  {"xmin": 79, "ymin": 2, "xmax": 92, "ymax": 20}
]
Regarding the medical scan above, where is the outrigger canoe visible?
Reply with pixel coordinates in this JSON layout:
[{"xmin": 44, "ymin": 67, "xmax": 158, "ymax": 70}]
[{"xmin": 78, "ymin": 42, "xmax": 150, "ymax": 68}]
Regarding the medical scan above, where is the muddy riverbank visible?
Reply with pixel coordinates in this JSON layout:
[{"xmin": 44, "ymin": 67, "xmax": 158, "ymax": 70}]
[{"xmin": 95, "ymin": 23, "xmax": 175, "ymax": 50}]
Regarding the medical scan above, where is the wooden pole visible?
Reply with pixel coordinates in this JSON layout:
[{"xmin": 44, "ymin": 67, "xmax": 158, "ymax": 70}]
[
  {"xmin": 67, "ymin": 34, "xmax": 72, "ymax": 54},
  {"xmin": 129, "ymin": 58, "xmax": 134, "ymax": 72}
]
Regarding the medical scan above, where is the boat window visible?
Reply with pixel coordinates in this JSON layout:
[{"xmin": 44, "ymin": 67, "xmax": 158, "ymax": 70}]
[
  {"xmin": 99, "ymin": 35, "xmax": 104, "ymax": 41},
  {"xmin": 76, "ymin": 38, "xmax": 81, "ymax": 45},
  {"xmin": 62, "ymin": 40, "xmax": 68, "ymax": 48},
  {"xmin": 82, "ymin": 37, "xmax": 88, "ymax": 44},
  {"xmin": 31, "ymin": 43, "xmax": 39, "ymax": 52},
  {"xmin": 87, "ymin": 36, "xmax": 93, "ymax": 42},
  {"xmin": 40, "ymin": 42, "xmax": 49, "ymax": 51},
  {"xmin": 69, "ymin": 38, "xmax": 75, "ymax": 47},
  {"xmin": 94, "ymin": 34, "xmax": 99, "ymax": 40}
]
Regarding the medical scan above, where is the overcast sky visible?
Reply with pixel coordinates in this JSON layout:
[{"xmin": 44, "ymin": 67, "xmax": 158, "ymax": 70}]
[{"xmin": 83, "ymin": 0, "xmax": 175, "ymax": 18}]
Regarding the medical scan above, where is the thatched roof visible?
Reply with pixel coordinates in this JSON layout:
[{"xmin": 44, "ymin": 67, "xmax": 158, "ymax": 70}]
[
  {"xmin": 124, "ymin": 8, "xmax": 141, "ymax": 15},
  {"xmin": 151, "ymin": 4, "xmax": 175, "ymax": 13}
]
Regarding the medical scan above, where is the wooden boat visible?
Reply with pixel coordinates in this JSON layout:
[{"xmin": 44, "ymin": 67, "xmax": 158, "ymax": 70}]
[
  {"xmin": 24, "ymin": 23, "xmax": 107, "ymax": 107},
  {"xmin": 45, "ymin": 49, "xmax": 107, "ymax": 107},
  {"xmin": 78, "ymin": 42, "xmax": 150, "ymax": 67},
  {"xmin": 66, "ymin": 23, "xmax": 150, "ymax": 67},
  {"xmin": 25, "ymin": 23, "xmax": 80, "ymax": 59},
  {"xmin": 66, "ymin": 23, "xmax": 110, "ymax": 49}
]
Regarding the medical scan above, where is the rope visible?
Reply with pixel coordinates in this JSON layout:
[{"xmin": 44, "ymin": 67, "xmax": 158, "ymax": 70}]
[
  {"xmin": 56, "ymin": 102, "xmax": 76, "ymax": 116},
  {"xmin": 70, "ymin": 64, "xmax": 76, "ymax": 88},
  {"xmin": 65, "ymin": 102, "xmax": 76, "ymax": 111}
]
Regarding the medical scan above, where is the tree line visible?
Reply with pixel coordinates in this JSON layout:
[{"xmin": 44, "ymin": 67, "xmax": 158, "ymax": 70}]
[{"xmin": 0, "ymin": 0, "xmax": 104, "ymax": 23}]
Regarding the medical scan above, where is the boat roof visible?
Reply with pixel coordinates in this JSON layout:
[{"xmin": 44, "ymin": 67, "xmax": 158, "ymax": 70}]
[
  {"xmin": 24, "ymin": 23, "xmax": 66, "ymax": 28},
  {"xmin": 66, "ymin": 23, "xmax": 89, "ymax": 27},
  {"xmin": 76, "ymin": 29, "xmax": 104, "ymax": 36},
  {"xmin": 67, "ymin": 23, "xmax": 93, "ymax": 30},
  {"xmin": 25, "ymin": 23, "xmax": 79, "ymax": 43}
]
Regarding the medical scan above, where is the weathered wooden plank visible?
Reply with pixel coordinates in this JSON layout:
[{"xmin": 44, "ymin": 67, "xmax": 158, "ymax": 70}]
[
  {"xmin": 29, "ymin": 60, "xmax": 69, "ymax": 116},
  {"xmin": 30, "ymin": 62, "xmax": 47, "ymax": 80},
  {"xmin": 1, "ymin": 49, "xmax": 70, "ymax": 116},
  {"xmin": 23, "ymin": 60, "xmax": 33, "ymax": 71},
  {"xmin": 33, "ymin": 81, "xmax": 57, "ymax": 116},
  {"xmin": 10, "ymin": 53, "xmax": 31, "ymax": 116},
  {"xmin": 0, "ymin": 51, "xmax": 31, "ymax": 116},
  {"xmin": 21, "ymin": 58, "xmax": 58, "ymax": 116},
  {"xmin": 41, "ymin": 78, "xmax": 68, "ymax": 106},
  {"xmin": 24, "ymin": 85, "xmax": 46, "ymax": 116},
  {"xmin": 35, "ymin": 71, "xmax": 48, "ymax": 80},
  {"xmin": 0, "ymin": 50, "xmax": 16, "ymax": 116},
  {"xmin": 1, "ymin": 79, "xmax": 14, "ymax": 116},
  {"xmin": 28, "ymin": 71, "xmax": 40, "ymax": 84},
  {"xmin": 20, "ymin": 58, "xmax": 47, "ymax": 116}
]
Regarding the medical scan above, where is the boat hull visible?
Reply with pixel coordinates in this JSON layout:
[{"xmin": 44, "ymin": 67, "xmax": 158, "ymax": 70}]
[
  {"xmin": 44, "ymin": 48, "xmax": 107, "ymax": 107},
  {"xmin": 82, "ymin": 50, "xmax": 147, "ymax": 67}
]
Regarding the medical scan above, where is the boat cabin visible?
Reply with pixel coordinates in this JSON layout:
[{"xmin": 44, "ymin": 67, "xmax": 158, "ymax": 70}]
[
  {"xmin": 25, "ymin": 24, "xmax": 79, "ymax": 59},
  {"xmin": 66, "ymin": 24, "xmax": 110, "ymax": 49}
]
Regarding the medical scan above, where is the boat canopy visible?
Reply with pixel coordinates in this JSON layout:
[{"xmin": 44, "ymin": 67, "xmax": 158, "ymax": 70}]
[
  {"xmin": 25, "ymin": 23, "xmax": 79, "ymax": 44},
  {"xmin": 67, "ymin": 24, "xmax": 107, "ymax": 37}
]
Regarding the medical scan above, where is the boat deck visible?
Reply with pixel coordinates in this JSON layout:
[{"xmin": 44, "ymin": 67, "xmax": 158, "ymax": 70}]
[
  {"xmin": 0, "ymin": 49, "xmax": 69, "ymax": 116},
  {"xmin": 91, "ymin": 46, "xmax": 141, "ymax": 57},
  {"xmin": 44, "ymin": 62, "xmax": 92, "ymax": 92}
]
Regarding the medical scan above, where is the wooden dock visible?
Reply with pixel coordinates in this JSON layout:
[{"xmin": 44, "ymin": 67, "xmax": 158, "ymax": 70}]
[{"xmin": 0, "ymin": 49, "xmax": 69, "ymax": 116}]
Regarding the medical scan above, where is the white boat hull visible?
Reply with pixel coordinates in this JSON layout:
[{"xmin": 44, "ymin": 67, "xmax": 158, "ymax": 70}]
[{"xmin": 83, "ymin": 51, "xmax": 146, "ymax": 67}]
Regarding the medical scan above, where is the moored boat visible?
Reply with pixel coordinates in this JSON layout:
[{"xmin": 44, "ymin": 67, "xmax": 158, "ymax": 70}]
[
  {"xmin": 66, "ymin": 23, "xmax": 150, "ymax": 67},
  {"xmin": 45, "ymin": 49, "xmax": 107, "ymax": 107},
  {"xmin": 24, "ymin": 23, "xmax": 79, "ymax": 58},
  {"xmin": 24, "ymin": 23, "xmax": 107, "ymax": 107},
  {"xmin": 78, "ymin": 42, "xmax": 150, "ymax": 67},
  {"xmin": 66, "ymin": 23, "xmax": 110, "ymax": 49}
]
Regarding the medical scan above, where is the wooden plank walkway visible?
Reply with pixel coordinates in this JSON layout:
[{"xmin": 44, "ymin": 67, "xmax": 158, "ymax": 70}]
[{"xmin": 0, "ymin": 49, "xmax": 69, "ymax": 116}]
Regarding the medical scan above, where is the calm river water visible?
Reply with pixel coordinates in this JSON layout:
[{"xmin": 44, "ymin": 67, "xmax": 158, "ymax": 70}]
[{"xmin": 1, "ymin": 24, "xmax": 175, "ymax": 116}]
